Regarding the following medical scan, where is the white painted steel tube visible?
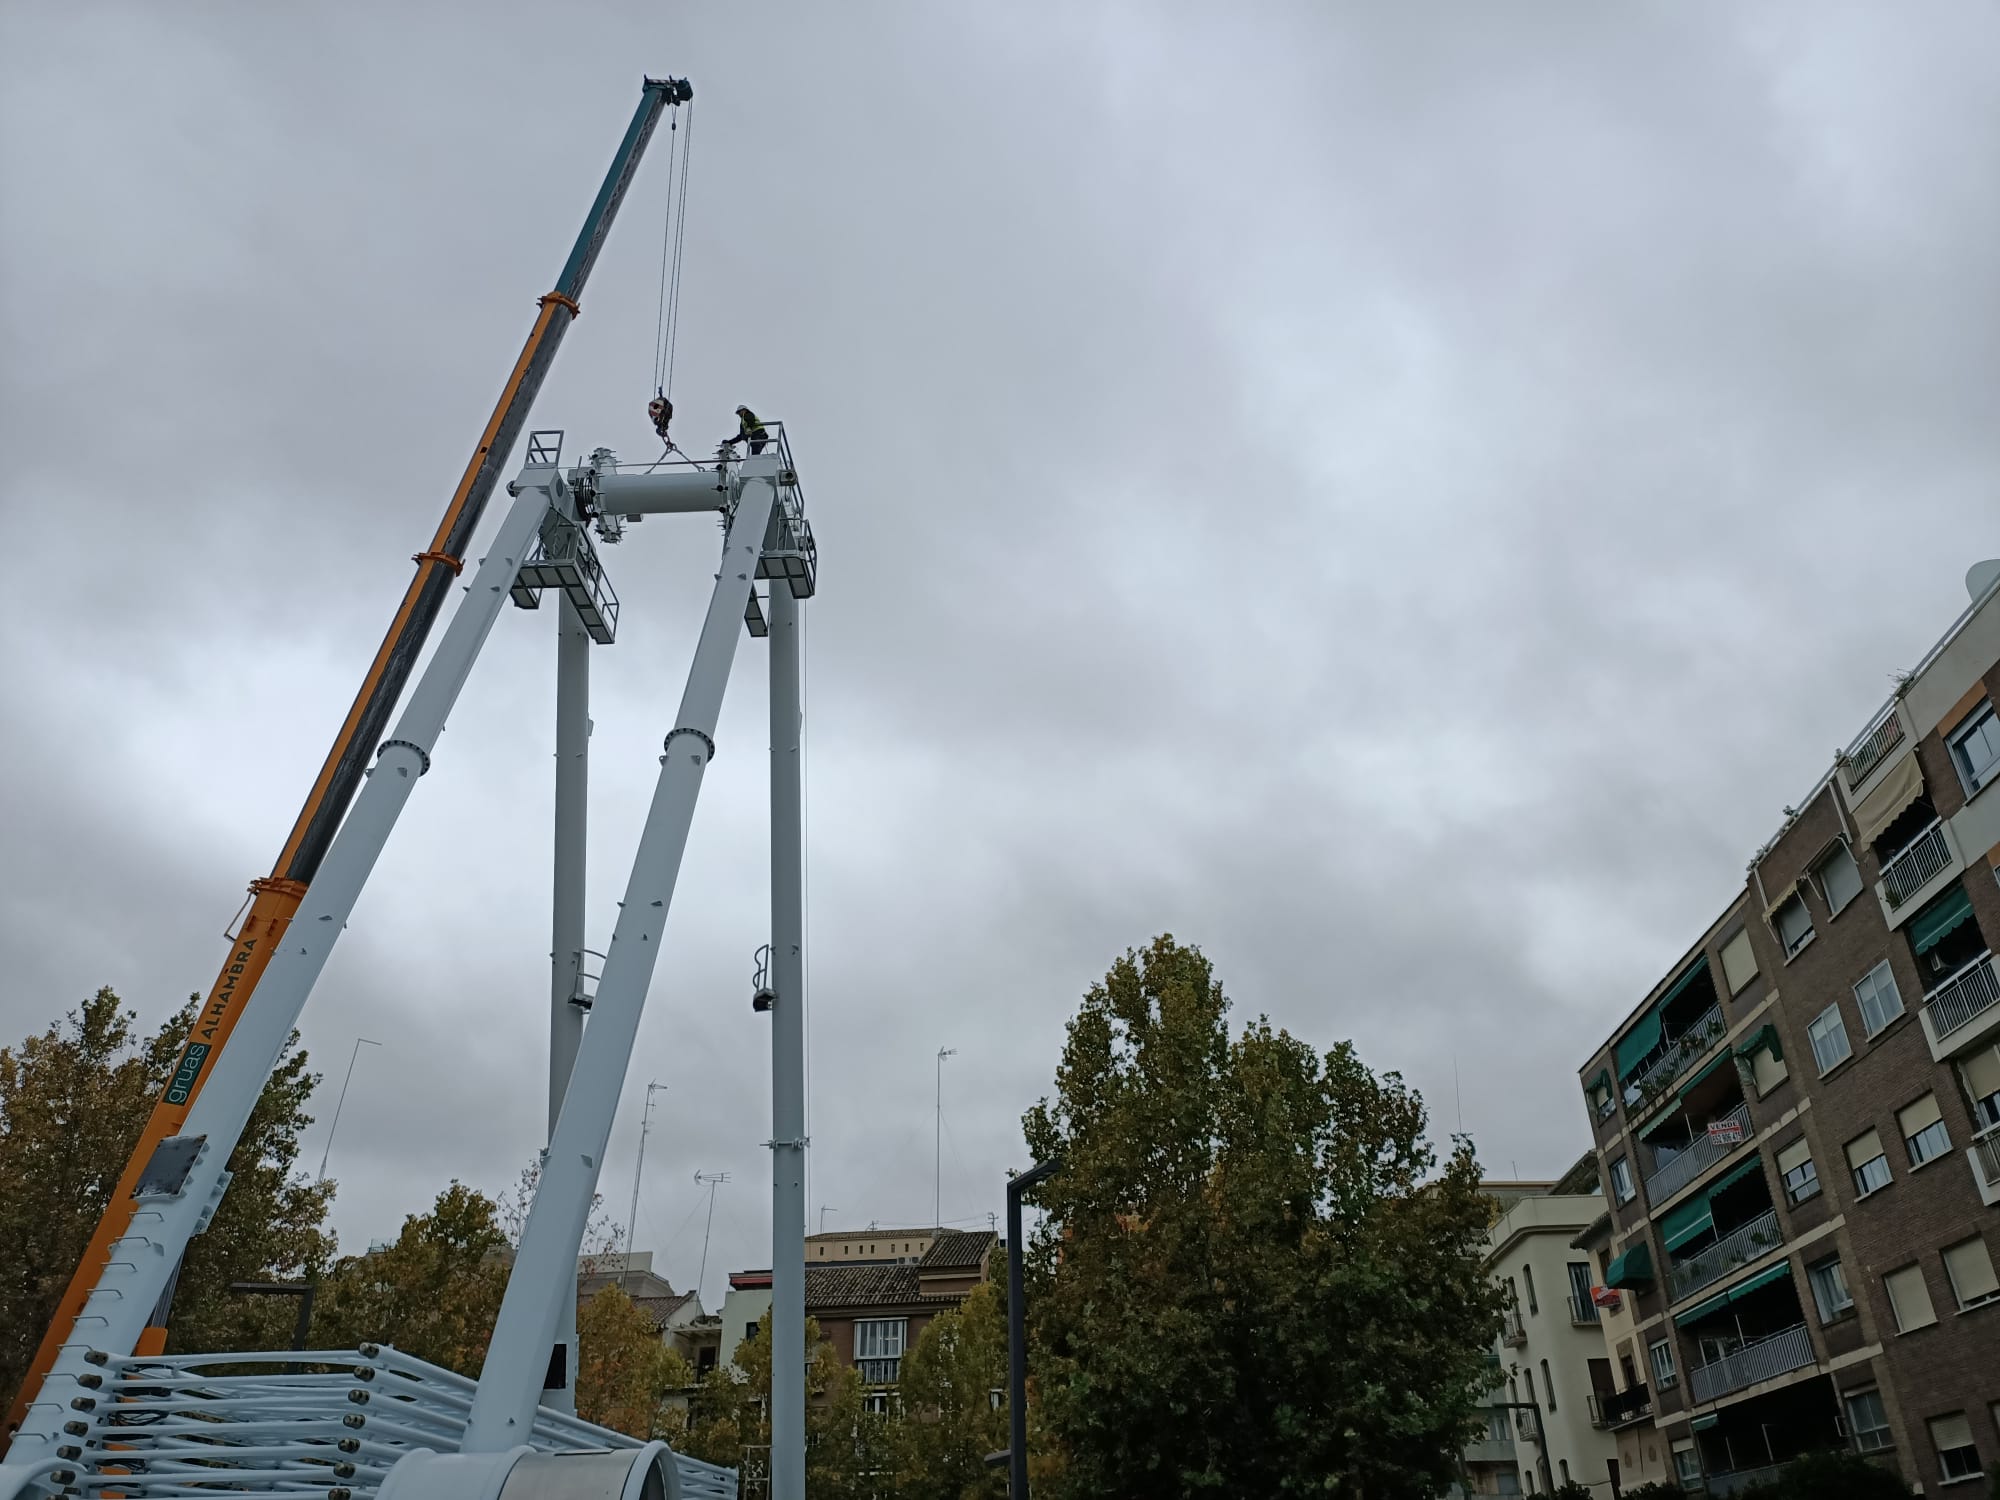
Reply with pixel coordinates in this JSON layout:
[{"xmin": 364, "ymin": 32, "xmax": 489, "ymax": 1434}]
[
  {"xmin": 767, "ymin": 582, "xmax": 806, "ymax": 1500},
  {"xmin": 594, "ymin": 469, "xmax": 728, "ymax": 514},
  {"xmin": 5, "ymin": 480, "xmax": 556, "ymax": 1466},
  {"xmin": 464, "ymin": 469, "xmax": 780, "ymax": 1451}
]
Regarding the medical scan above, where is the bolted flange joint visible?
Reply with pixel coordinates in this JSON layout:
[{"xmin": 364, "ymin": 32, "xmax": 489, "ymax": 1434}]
[
  {"xmin": 664, "ymin": 727, "xmax": 716, "ymax": 761},
  {"xmin": 377, "ymin": 739, "xmax": 431, "ymax": 775}
]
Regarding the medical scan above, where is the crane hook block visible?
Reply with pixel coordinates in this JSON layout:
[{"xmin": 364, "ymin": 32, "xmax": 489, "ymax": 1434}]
[{"xmin": 646, "ymin": 76, "xmax": 694, "ymax": 104}]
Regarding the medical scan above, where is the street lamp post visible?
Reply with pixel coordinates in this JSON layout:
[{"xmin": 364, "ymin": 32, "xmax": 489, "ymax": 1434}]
[
  {"xmin": 1004, "ymin": 1157, "xmax": 1060, "ymax": 1500},
  {"xmin": 317, "ymin": 1037, "xmax": 381, "ymax": 1182},
  {"xmin": 934, "ymin": 1047, "xmax": 956, "ymax": 1228}
]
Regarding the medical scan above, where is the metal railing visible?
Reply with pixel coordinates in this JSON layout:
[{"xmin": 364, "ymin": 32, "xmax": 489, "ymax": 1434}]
[
  {"xmin": 1567, "ymin": 1293, "xmax": 1601, "ymax": 1326},
  {"xmin": 857, "ymin": 1356, "xmax": 901, "ymax": 1385},
  {"xmin": 1646, "ymin": 1102, "xmax": 1754, "ymax": 1204},
  {"xmin": 1924, "ymin": 953, "xmax": 1999, "ymax": 1041},
  {"xmin": 1881, "ymin": 820, "xmax": 1950, "ymax": 908},
  {"xmin": 1588, "ymin": 1383, "xmax": 1652, "ymax": 1430},
  {"xmin": 1971, "ymin": 1124, "xmax": 2000, "ymax": 1194},
  {"xmin": 1688, "ymin": 1323, "xmax": 1814, "ymax": 1402},
  {"xmin": 1501, "ymin": 1309, "xmax": 1527, "ymax": 1346},
  {"xmin": 1709, "ymin": 1461, "xmax": 1788, "ymax": 1497},
  {"xmin": 1843, "ymin": 708, "xmax": 1906, "ymax": 785},
  {"xmin": 1669, "ymin": 1207, "xmax": 1782, "ymax": 1302},
  {"xmin": 1624, "ymin": 1002, "xmax": 1727, "ymax": 1104}
]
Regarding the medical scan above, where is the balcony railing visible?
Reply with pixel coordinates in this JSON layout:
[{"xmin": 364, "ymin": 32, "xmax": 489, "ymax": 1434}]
[
  {"xmin": 1925, "ymin": 953, "xmax": 1999, "ymax": 1042},
  {"xmin": 1567, "ymin": 1293, "xmax": 1601, "ymax": 1326},
  {"xmin": 1843, "ymin": 708, "xmax": 1906, "ymax": 785},
  {"xmin": 1708, "ymin": 1462, "xmax": 1788, "ymax": 1497},
  {"xmin": 1588, "ymin": 1383, "xmax": 1652, "ymax": 1431},
  {"xmin": 1688, "ymin": 1323, "xmax": 1814, "ymax": 1403},
  {"xmin": 1501, "ymin": 1309, "xmax": 1527, "ymax": 1347},
  {"xmin": 856, "ymin": 1357, "xmax": 900, "ymax": 1385},
  {"xmin": 1669, "ymin": 1207, "xmax": 1782, "ymax": 1302},
  {"xmin": 1881, "ymin": 820, "xmax": 1950, "ymax": 909},
  {"xmin": 1624, "ymin": 1002, "xmax": 1727, "ymax": 1104},
  {"xmin": 1972, "ymin": 1125, "xmax": 2000, "ymax": 1195},
  {"xmin": 1646, "ymin": 1102, "xmax": 1754, "ymax": 1204}
]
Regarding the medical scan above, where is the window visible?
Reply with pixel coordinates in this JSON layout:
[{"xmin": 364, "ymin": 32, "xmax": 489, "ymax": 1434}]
[
  {"xmin": 1961, "ymin": 1045, "xmax": 2000, "ymax": 1132},
  {"xmin": 1541, "ymin": 1358, "xmax": 1555, "ymax": 1411},
  {"xmin": 1899, "ymin": 1093, "xmax": 1951, "ymax": 1168},
  {"xmin": 1486, "ymin": 1409, "xmax": 1511, "ymax": 1442},
  {"xmin": 1609, "ymin": 1156, "xmax": 1635, "ymax": 1204},
  {"xmin": 1845, "ymin": 1388, "xmax": 1892, "ymax": 1453},
  {"xmin": 1930, "ymin": 1411, "xmax": 1982, "ymax": 1482},
  {"xmin": 1777, "ymin": 1137, "xmax": 1821, "ymax": 1205},
  {"xmin": 1809, "ymin": 1003, "xmax": 1853, "ymax": 1074},
  {"xmin": 1523, "ymin": 1265, "xmax": 1538, "ymax": 1315},
  {"xmin": 1568, "ymin": 1260, "xmax": 1593, "ymax": 1314},
  {"xmin": 1523, "ymin": 1367, "xmax": 1536, "ymax": 1410},
  {"xmin": 1674, "ymin": 1445, "xmax": 1701, "ymax": 1486},
  {"xmin": 853, "ymin": 1317, "xmax": 907, "ymax": 1361},
  {"xmin": 1948, "ymin": 701, "xmax": 2000, "ymax": 796},
  {"xmin": 1854, "ymin": 960, "xmax": 1906, "ymax": 1037},
  {"xmin": 1559, "ymin": 1460, "xmax": 1570, "ymax": 1484},
  {"xmin": 1808, "ymin": 1254, "xmax": 1854, "ymax": 1322},
  {"xmin": 1847, "ymin": 1127, "xmax": 1892, "ymax": 1196},
  {"xmin": 1776, "ymin": 894, "xmax": 1815, "ymax": 958},
  {"xmin": 1720, "ymin": 928, "xmax": 1759, "ymax": 994},
  {"xmin": 1942, "ymin": 1236, "xmax": 2000, "ymax": 1311},
  {"xmin": 1648, "ymin": 1336, "xmax": 1677, "ymax": 1390},
  {"xmin": 745, "ymin": 1321, "xmax": 759, "ymax": 1341},
  {"xmin": 1816, "ymin": 842, "xmax": 1864, "ymax": 914},
  {"xmin": 1496, "ymin": 1474, "xmax": 1521, "ymax": 1497},
  {"xmin": 862, "ymin": 1391, "xmax": 891, "ymax": 1416},
  {"xmin": 1885, "ymin": 1263, "xmax": 1938, "ymax": 1333}
]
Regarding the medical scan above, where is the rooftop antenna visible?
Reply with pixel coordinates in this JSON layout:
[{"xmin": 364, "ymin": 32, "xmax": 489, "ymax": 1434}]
[
  {"xmin": 622, "ymin": 1082, "xmax": 665, "ymax": 1291},
  {"xmin": 694, "ymin": 1170, "xmax": 732, "ymax": 1304},
  {"xmin": 819, "ymin": 1205, "xmax": 837, "ymax": 1233},
  {"xmin": 935, "ymin": 1046, "xmax": 957, "ymax": 1229},
  {"xmin": 316, "ymin": 1037, "xmax": 382, "ymax": 1181}
]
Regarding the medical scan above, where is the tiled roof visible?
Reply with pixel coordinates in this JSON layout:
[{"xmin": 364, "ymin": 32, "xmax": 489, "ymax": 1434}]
[
  {"xmin": 918, "ymin": 1229, "xmax": 995, "ymax": 1271},
  {"xmin": 805, "ymin": 1263, "xmax": 922, "ymax": 1312},
  {"xmin": 629, "ymin": 1290, "xmax": 699, "ymax": 1329}
]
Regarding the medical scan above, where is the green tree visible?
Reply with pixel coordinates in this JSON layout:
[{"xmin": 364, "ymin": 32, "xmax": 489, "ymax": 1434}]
[
  {"xmin": 0, "ymin": 988, "xmax": 333, "ymax": 1414},
  {"xmin": 1021, "ymin": 936, "xmax": 1506, "ymax": 1499},
  {"xmin": 309, "ymin": 1181, "xmax": 509, "ymax": 1374},
  {"xmin": 892, "ymin": 1280, "xmax": 1009, "ymax": 1499},
  {"xmin": 574, "ymin": 1284, "xmax": 695, "ymax": 1437}
]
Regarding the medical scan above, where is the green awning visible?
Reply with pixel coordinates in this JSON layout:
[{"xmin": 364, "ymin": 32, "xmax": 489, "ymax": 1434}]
[
  {"xmin": 1659, "ymin": 956, "xmax": 1713, "ymax": 1011},
  {"xmin": 1707, "ymin": 1156, "xmax": 1764, "ymax": 1200},
  {"xmin": 1606, "ymin": 1243, "xmax": 1655, "ymax": 1290},
  {"xmin": 1911, "ymin": 884, "xmax": 1975, "ymax": 957},
  {"xmin": 1728, "ymin": 1262, "xmax": 1794, "ymax": 1302},
  {"xmin": 1691, "ymin": 1413, "xmax": 1720, "ymax": 1432},
  {"xmin": 1585, "ymin": 1069, "xmax": 1612, "ymax": 1097},
  {"xmin": 1616, "ymin": 1010, "xmax": 1665, "ymax": 1078},
  {"xmin": 1661, "ymin": 1196, "xmax": 1715, "ymax": 1253},
  {"xmin": 1679, "ymin": 1051, "xmax": 1733, "ymax": 1102},
  {"xmin": 1734, "ymin": 1024, "xmax": 1782, "ymax": 1063},
  {"xmin": 1675, "ymin": 1290, "xmax": 1732, "ymax": 1327}
]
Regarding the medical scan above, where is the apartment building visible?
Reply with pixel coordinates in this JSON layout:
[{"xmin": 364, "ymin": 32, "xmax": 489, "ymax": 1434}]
[
  {"xmin": 1577, "ymin": 563, "xmax": 2000, "ymax": 1495},
  {"xmin": 803, "ymin": 1229, "xmax": 997, "ymax": 1412}
]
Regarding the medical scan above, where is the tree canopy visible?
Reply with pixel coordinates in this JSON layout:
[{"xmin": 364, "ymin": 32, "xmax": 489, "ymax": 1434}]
[
  {"xmin": 1021, "ymin": 935, "xmax": 1505, "ymax": 1499},
  {"xmin": 0, "ymin": 987, "xmax": 333, "ymax": 1415}
]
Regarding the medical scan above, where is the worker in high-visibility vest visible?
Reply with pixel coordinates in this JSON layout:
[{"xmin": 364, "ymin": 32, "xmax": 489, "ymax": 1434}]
[{"xmin": 725, "ymin": 404, "xmax": 769, "ymax": 455}]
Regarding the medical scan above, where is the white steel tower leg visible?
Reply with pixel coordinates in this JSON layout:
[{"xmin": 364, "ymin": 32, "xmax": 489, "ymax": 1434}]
[
  {"xmin": 463, "ymin": 474, "xmax": 780, "ymax": 1451},
  {"xmin": 544, "ymin": 590, "xmax": 591, "ymax": 1414},
  {"xmin": 767, "ymin": 582, "xmax": 807, "ymax": 1500},
  {"xmin": 3, "ymin": 478, "xmax": 556, "ymax": 1464}
]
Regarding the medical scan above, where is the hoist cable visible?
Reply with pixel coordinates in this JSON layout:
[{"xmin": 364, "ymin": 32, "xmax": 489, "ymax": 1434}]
[
  {"xmin": 663, "ymin": 100, "xmax": 695, "ymax": 399},
  {"xmin": 660, "ymin": 106, "xmax": 692, "ymax": 400}
]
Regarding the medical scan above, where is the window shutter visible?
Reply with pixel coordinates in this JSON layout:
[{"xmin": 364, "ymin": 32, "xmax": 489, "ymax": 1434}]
[
  {"xmin": 1885, "ymin": 1265, "xmax": 1937, "ymax": 1332},
  {"xmin": 1845, "ymin": 1129, "xmax": 1884, "ymax": 1170},
  {"xmin": 1943, "ymin": 1239, "xmax": 1999, "ymax": 1305},
  {"xmin": 1719, "ymin": 929, "xmax": 1758, "ymax": 994},
  {"xmin": 1963, "ymin": 1045, "xmax": 2000, "ymax": 1101},
  {"xmin": 1897, "ymin": 1094, "xmax": 1944, "ymax": 1138},
  {"xmin": 1929, "ymin": 1412, "xmax": 1974, "ymax": 1451},
  {"xmin": 1776, "ymin": 1138, "xmax": 1813, "ymax": 1175}
]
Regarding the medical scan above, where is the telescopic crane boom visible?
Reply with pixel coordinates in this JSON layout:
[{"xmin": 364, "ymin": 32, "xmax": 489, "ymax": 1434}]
[{"xmin": 6, "ymin": 74, "xmax": 693, "ymax": 1437}]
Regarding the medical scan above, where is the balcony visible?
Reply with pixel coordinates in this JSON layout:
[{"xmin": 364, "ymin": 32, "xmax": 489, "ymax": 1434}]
[
  {"xmin": 1971, "ymin": 1124, "xmax": 2000, "ymax": 1208},
  {"xmin": 1843, "ymin": 708, "xmax": 1906, "ymax": 787},
  {"xmin": 1588, "ymin": 1383, "xmax": 1652, "ymax": 1431},
  {"xmin": 1501, "ymin": 1309, "xmax": 1527, "ymax": 1347},
  {"xmin": 1688, "ymin": 1323, "xmax": 1815, "ymax": 1402},
  {"xmin": 1669, "ymin": 1208, "xmax": 1783, "ymax": 1303},
  {"xmin": 856, "ymin": 1357, "xmax": 900, "ymax": 1385},
  {"xmin": 1567, "ymin": 1293, "xmax": 1600, "ymax": 1327},
  {"xmin": 1708, "ymin": 1462, "xmax": 1787, "ymax": 1497},
  {"xmin": 1880, "ymin": 820, "xmax": 1952, "ymax": 910},
  {"xmin": 1625, "ymin": 1002, "xmax": 1727, "ymax": 1106},
  {"xmin": 1923, "ymin": 953, "xmax": 1999, "ymax": 1052},
  {"xmin": 1646, "ymin": 1102, "xmax": 1754, "ymax": 1205}
]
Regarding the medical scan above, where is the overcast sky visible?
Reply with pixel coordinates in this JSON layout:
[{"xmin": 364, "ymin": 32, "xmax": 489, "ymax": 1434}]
[{"xmin": 4, "ymin": 3, "xmax": 1997, "ymax": 1317}]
